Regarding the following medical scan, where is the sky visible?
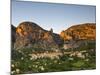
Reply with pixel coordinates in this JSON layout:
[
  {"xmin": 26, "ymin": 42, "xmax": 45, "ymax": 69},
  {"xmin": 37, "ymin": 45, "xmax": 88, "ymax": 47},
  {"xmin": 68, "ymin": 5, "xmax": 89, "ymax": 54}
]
[{"xmin": 12, "ymin": 0, "xmax": 96, "ymax": 34}]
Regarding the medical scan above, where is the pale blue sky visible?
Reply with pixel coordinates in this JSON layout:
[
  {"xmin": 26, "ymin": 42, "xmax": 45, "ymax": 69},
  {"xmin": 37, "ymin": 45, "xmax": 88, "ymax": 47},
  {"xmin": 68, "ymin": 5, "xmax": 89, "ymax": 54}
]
[{"xmin": 12, "ymin": 0, "xmax": 96, "ymax": 34}]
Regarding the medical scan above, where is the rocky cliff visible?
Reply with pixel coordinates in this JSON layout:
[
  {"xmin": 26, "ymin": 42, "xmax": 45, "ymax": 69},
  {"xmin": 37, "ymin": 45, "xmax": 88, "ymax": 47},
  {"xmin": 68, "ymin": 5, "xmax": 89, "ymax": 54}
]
[
  {"xmin": 12, "ymin": 21, "xmax": 63, "ymax": 50},
  {"xmin": 60, "ymin": 23, "xmax": 96, "ymax": 41},
  {"xmin": 12, "ymin": 22, "xmax": 96, "ymax": 50}
]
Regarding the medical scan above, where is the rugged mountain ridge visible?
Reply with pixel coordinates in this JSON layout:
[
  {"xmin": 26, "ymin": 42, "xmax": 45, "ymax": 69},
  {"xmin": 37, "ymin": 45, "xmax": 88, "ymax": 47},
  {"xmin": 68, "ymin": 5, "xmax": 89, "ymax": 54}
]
[
  {"xmin": 11, "ymin": 22, "xmax": 96, "ymax": 50},
  {"xmin": 12, "ymin": 21, "xmax": 63, "ymax": 50},
  {"xmin": 60, "ymin": 23, "xmax": 96, "ymax": 41}
]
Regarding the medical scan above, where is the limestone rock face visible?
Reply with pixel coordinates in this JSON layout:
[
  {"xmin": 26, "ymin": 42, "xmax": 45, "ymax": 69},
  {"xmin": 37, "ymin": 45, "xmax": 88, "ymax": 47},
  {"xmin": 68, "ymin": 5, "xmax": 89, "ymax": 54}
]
[
  {"xmin": 60, "ymin": 23, "xmax": 96, "ymax": 50},
  {"xmin": 13, "ymin": 21, "xmax": 63, "ymax": 50},
  {"xmin": 12, "ymin": 22, "xmax": 96, "ymax": 50},
  {"xmin": 60, "ymin": 23, "xmax": 96, "ymax": 41}
]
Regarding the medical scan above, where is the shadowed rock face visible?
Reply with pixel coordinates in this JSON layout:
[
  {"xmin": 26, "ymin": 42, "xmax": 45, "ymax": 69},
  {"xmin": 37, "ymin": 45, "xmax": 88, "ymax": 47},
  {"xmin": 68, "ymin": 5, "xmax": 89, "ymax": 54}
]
[
  {"xmin": 11, "ymin": 25, "xmax": 16, "ymax": 48},
  {"xmin": 60, "ymin": 23, "xmax": 96, "ymax": 41},
  {"xmin": 13, "ymin": 21, "xmax": 63, "ymax": 50}
]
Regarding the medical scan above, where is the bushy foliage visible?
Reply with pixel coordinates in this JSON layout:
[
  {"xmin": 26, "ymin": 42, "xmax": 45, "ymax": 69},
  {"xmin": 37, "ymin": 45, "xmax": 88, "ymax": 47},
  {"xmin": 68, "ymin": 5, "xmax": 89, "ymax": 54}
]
[
  {"xmin": 11, "ymin": 41, "xmax": 96, "ymax": 75},
  {"xmin": 11, "ymin": 55, "xmax": 95, "ymax": 74}
]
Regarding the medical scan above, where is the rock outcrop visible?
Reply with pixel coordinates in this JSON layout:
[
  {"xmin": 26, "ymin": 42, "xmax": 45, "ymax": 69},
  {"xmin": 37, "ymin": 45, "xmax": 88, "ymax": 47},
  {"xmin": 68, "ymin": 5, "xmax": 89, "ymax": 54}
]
[
  {"xmin": 60, "ymin": 23, "xmax": 96, "ymax": 49},
  {"xmin": 13, "ymin": 21, "xmax": 63, "ymax": 50},
  {"xmin": 60, "ymin": 23, "xmax": 96, "ymax": 41},
  {"xmin": 12, "ymin": 22, "xmax": 96, "ymax": 50}
]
